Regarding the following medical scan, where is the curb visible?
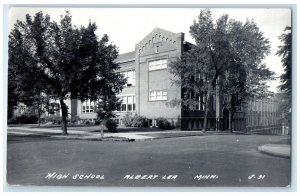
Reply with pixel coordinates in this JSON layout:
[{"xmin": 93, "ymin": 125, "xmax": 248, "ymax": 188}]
[
  {"xmin": 257, "ymin": 145, "xmax": 290, "ymax": 159},
  {"xmin": 7, "ymin": 132, "xmax": 155, "ymax": 142}
]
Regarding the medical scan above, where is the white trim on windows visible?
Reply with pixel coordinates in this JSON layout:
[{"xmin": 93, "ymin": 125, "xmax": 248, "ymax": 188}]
[
  {"xmin": 82, "ymin": 100, "xmax": 96, "ymax": 114},
  {"xmin": 149, "ymin": 58, "xmax": 167, "ymax": 71},
  {"xmin": 149, "ymin": 90, "xmax": 167, "ymax": 101},
  {"xmin": 118, "ymin": 95, "xmax": 136, "ymax": 112},
  {"xmin": 199, "ymin": 95, "xmax": 205, "ymax": 111},
  {"xmin": 121, "ymin": 70, "xmax": 135, "ymax": 87}
]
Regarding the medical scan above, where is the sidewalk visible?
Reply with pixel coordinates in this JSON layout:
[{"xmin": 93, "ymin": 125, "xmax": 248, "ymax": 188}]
[
  {"xmin": 7, "ymin": 126, "xmax": 205, "ymax": 141},
  {"xmin": 258, "ymin": 144, "xmax": 290, "ymax": 158}
]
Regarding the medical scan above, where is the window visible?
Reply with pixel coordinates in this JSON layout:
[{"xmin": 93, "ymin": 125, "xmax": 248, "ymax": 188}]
[
  {"xmin": 199, "ymin": 95, "xmax": 205, "ymax": 111},
  {"xmin": 133, "ymin": 96, "xmax": 136, "ymax": 111},
  {"xmin": 162, "ymin": 90, "xmax": 167, "ymax": 100},
  {"xmin": 149, "ymin": 61, "xmax": 156, "ymax": 71},
  {"xmin": 150, "ymin": 91, "xmax": 156, "ymax": 101},
  {"xmin": 119, "ymin": 95, "xmax": 135, "ymax": 112},
  {"xmin": 127, "ymin": 96, "xmax": 133, "ymax": 111},
  {"xmin": 235, "ymin": 103, "xmax": 242, "ymax": 112},
  {"xmin": 149, "ymin": 90, "xmax": 167, "ymax": 101},
  {"xmin": 157, "ymin": 91, "xmax": 162, "ymax": 100},
  {"xmin": 149, "ymin": 58, "xmax": 167, "ymax": 71},
  {"xmin": 212, "ymin": 95, "xmax": 216, "ymax": 111},
  {"xmin": 121, "ymin": 70, "xmax": 135, "ymax": 87},
  {"xmin": 82, "ymin": 100, "xmax": 96, "ymax": 113},
  {"xmin": 252, "ymin": 101, "xmax": 256, "ymax": 111},
  {"xmin": 121, "ymin": 96, "xmax": 127, "ymax": 111}
]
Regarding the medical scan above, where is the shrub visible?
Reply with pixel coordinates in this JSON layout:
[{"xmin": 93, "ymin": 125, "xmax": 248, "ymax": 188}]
[
  {"xmin": 122, "ymin": 113, "xmax": 149, "ymax": 127},
  {"xmin": 132, "ymin": 115, "xmax": 149, "ymax": 127},
  {"xmin": 105, "ymin": 119, "xmax": 118, "ymax": 132},
  {"xmin": 95, "ymin": 120, "xmax": 101, "ymax": 125},
  {"xmin": 122, "ymin": 113, "xmax": 134, "ymax": 127},
  {"xmin": 7, "ymin": 114, "xmax": 38, "ymax": 124},
  {"xmin": 43, "ymin": 115, "xmax": 62, "ymax": 125},
  {"xmin": 156, "ymin": 117, "xmax": 174, "ymax": 130}
]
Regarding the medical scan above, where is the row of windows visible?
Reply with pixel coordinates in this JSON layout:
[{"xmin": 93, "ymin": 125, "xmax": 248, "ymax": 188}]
[
  {"xmin": 149, "ymin": 90, "xmax": 167, "ymax": 101},
  {"xmin": 149, "ymin": 58, "xmax": 167, "ymax": 71},
  {"xmin": 82, "ymin": 100, "xmax": 96, "ymax": 113},
  {"xmin": 119, "ymin": 96, "xmax": 136, "ymax": 112},
  {"xmin": 81, "ymin": 91, "xmax": 168, "ymax": 114},
  {"xmin": 188, "ymin": 93, "xmax": 213, "ymax": 111},
  {"xmin": 120, "ymin": 58, "xmax": 167, "ymax": 89},
  {"xmin": 120, "ymin": 58, "xmax": 168, "ymax": 89}
]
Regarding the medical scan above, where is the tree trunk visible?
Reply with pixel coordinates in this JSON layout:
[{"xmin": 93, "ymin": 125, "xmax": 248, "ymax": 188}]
[
  {"xmin": 202, "ymin": 86, "xmax": 212, "ymax": 132},
  {"xmin": 60, "ymin": 98, "xmax": 68, "ymax": 135},
  {"xmin": 38, "ymin": 103, "xmax": 41, "ymax": 127},
  {"xmin": 38, "ymin": 112, "xmax": 41, "ymax": 127},
  {"xmin": 230, "ymin": 110, "xmax": 235, "ymax": 133}
]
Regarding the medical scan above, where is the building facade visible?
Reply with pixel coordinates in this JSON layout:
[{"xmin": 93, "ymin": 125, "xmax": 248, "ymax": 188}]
[
  {"xmin": 12, "ymin": 28, "xmax": 283, "ymax": 132},
  {"xmin": 70, "ymin": 28, "xmax": 184, "ymax": 127}
]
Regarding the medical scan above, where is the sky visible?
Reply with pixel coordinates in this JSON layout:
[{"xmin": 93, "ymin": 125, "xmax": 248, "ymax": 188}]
[{"xmin": 8, "ymin": 7, "xmax": 292, "ymax": 92}]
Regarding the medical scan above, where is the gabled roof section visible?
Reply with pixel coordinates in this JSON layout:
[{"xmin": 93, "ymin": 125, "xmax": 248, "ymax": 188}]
[
  {"xmin": 136, "ymin": 27, "xmax": 183, "ymax": 55},
  {"xmin": 138, "ymin": 27, "xmax": 178, "ymax": 44},
  {"xmin": 116, "ymin": 51, "xmax": 135, "ymax": 63}
]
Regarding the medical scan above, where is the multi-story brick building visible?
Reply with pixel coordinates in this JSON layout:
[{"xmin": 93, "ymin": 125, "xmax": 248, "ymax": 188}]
[
  {"xmin": 12, "ymin": 27, "xmax": 283, "ymax": 132},
  {"xmin": 72, "ymin": 28, "xmax": 183, "ymax": 126}
]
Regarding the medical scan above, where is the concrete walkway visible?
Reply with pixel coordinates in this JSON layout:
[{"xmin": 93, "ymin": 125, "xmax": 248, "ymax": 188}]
[
  {"xmin": 258, "ymin": 144, "xmax": 290, "ymax": 158},
  {"xmin": 7, "ymin": 126, "xmax": 89, "ymax": 135},
  {"xmin": 7, "ymin": 126, "xmax": 202, "ymax": 141}
]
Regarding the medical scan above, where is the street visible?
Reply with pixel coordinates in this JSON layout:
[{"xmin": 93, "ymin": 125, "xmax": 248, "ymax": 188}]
[{"xmin": 6, "ymin": 134, "xmax": 291, "ymax": 187}]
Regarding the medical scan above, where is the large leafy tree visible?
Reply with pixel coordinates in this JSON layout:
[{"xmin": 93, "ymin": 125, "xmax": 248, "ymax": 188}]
[
  {"xmin": 277, "ymin": 26, "xmax": 292, "ymax": 94},
  {"xmin": 8, "ymin": 23, "xmax": 49, "ymax": 123},
  {"xmin": 8, "ymin": 11, "xmax": 125, "ymax": 134},
  {"xmin": 169, "ymin": 9, "xmax": 274, "ymax": 131},
  {"xmin": 276, "ymin": 26, "xmax": 292, "ymax": 126}
]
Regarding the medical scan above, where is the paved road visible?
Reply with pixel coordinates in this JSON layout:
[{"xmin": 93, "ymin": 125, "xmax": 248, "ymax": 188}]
[{"xmin": 6, "ymin": 134, "xmax": 291, "ymax": 187}]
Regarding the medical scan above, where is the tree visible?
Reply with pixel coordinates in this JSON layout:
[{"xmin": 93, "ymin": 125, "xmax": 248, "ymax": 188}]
[
  {"xmin": 221, "ymin": 62, "xmax": 275, "ymax": 131},
  {"xmin": 277, "ymin": 26, "xmax": 292, "ymax": 94},
  {"xmin": 169, "ymin": 9, "xmax": 273, "ymax": 131},
  {"xmin": 8, "ymin": 11, "xmax": 125, "ymax": 134},
  {"xmin": 276, "ymin": 26, "xmax": 292, "ymax": 128},
  {"xmin": 8, "ymin": 23, "xmax": 49, "ymax": 123}
]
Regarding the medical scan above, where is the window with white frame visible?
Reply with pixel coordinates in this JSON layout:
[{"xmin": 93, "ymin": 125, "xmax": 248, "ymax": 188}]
[
  {"xmin": 119, "ymin": 95, "xmax": 135, "ymax": 112},
  {"xmin": 127, "ymin": 96, "xmax": 134, "ymax": 111},
  {"xmin": 121, "ymin": 70, "xmax": 135, "ymax": 87},
  {"xmin": 82, "ymin": 100, "xmax": 95, "ymax": 113},
  {"xmin": 149, "ymin": 90, "xmax": 167, "ymax": 101},
  {"xmin": 199, "ymin": 95, "xmax": 205, "ymax": 111},
  {"xmin": 121, "ymin": 96, "xmax": 127, "ymax": 111},
  {"xmin": 149, "ymin": 58, "xmax": 167, "ymax": 71}
]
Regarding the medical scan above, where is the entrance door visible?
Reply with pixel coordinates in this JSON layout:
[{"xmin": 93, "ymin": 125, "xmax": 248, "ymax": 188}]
[{"xmin": 223, "ymin": 108, "xmax": 229, "ymax": 130}]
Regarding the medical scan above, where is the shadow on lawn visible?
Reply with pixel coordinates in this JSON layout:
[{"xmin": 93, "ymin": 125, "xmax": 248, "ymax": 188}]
[{"xmin": 7, "ymin": 134, "xmax": 54, "ymax": 143}]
